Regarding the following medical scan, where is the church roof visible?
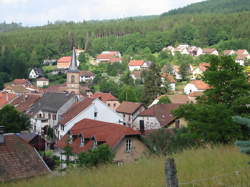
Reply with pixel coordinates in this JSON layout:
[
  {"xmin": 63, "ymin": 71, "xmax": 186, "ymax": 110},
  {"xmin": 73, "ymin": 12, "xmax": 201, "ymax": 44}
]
[{"xmin": 68, "ymin": 47, "xmax": 80, "ymax": 73}]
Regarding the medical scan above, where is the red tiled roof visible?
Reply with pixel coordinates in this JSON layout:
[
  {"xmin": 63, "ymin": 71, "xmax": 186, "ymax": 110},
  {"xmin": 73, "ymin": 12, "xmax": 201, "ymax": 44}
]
[
  {"xmin": 203, "ymin": 48, "xmax": 217, "ymax": 54},
  {"xmin": 116, "ymin": 101, "xmax": 144, "ymax": 114},
  {"xmin": 223, "ymin": 50, "xmax": 235, "ymax": 55},
  {"xmin": 58, "ymin": 56, "xmax": 72, "ymax": 63},
  {"xmin": 80, "ymin": 70, "xmax": 95, "ymax": 77},
  {"xmin": 189, "ymin": 80, "xmax": 210, "ymax": 90},
  {"xmin": 128, "ymin": 60, "xmax": 144, "ymax": 66},
  {"xmin": 60, "ymin": 98, "xmax": 94, "ymax": 125},
  {"xmin": 139, "ymin": 104, "xmax": 180, "ymax": 127},
  {"xmin": 236, "ymin": 54, "xmax": 248, "ymax": 60},
  {"xmin": 12, "ymin": 79, "xmax": 30, "ymax": 85},
  {"xmin": 0, "ymin": 134, "xmax": 49, "ymax": 182},
  {"xmin": 188, "ymin": 91, "xmax": 204, "ymax": 97},
  {"xmin": 91, "ymin": 92, "xmax": 118, "ymax": 101},
  {"xmin": 56, "ymin": 119, "xmax": 140, "ymax": 154},
  {"xmin": 10, "ymin": 94, "xmax": 41, "ymax": 113},
  {"xmin": 0, "ymin": 92, "xmax": 16, "ymax": 108},
  {"xmin": 161, "ymin": 73, "xmax": 176, "ymax": 83},
  {"xmin": 236, "ymin": 49, "xmax": 249, "ymax": 56},
  {"xmin": 198, "ymin": 63, "xmax": 210, "ymax": 72}
]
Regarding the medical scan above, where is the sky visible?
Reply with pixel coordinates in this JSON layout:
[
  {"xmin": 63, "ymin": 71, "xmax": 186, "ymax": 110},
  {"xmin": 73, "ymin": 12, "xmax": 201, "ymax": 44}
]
[{"xmin": 0, "ymin": 0, "xmax": 204, "ymax": 26}]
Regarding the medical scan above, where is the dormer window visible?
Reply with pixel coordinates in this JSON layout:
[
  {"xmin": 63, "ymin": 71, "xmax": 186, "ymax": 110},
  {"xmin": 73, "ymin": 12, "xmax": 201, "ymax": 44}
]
[{"xmin": 80, "ymin": 135, "xmax": 85, "ymax": 147}]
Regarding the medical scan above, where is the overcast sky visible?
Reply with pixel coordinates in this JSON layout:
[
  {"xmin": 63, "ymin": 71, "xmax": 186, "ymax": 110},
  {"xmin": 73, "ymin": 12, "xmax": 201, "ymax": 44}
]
[{"xmin": 0, "ymin": 0, "xmax": 204, "ymax": 26}]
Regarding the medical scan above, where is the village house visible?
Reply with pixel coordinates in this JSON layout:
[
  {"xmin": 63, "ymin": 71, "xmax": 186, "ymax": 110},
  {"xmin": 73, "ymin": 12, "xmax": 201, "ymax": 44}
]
[
  {"xmin": 128, "ymin": 60, "xmax": 145, "ymax": 71},
  {"xmin": 10, "ymin": 93, "xmax": 41, "ymax": 113},
  {"xmin": 235, "ymin": 54, "xmax": 249, "ymax": 66},
  {"xmin": 79, "ymin": 70, "xmax": 95, "ymax": 82},
  {"xmin": 95, "ymin": 51, "xmax": 122, "ymax": 64},
  {"xmin": 202, "ymin": 48, "xmax": 219, "ymax": 56},
  {"xmin": 188, "ymin": 46, "xmax": 203, "ymax": 56},
  {"xmin": 131, "ymin": 70, "xmax": 143, "ymax": 80},
  {"xmin": 56, "ymin": 97, "xmax": 123, "ymax": 139},
  {"xmin": 36, "ymin": 77, "xmax": 49, "ymax": 88},
  {"xmin": 150, "ymin": 94, "xmax": 191, "ymax": 107},
  {"xmin": 175, "ymin": 44, "xmax": 190, "ymax": 55},
  {"xmin": 133, "ymin": 104, "xmax": 182, "ymax": 131},
  {"xmin": 172, "ymin": 65, "xmax": 182, "ymax": 80},
  {"xmin": 4, "ymin": 79, "xmax": 38, "ymax": 95},
  {"xmin": 55, "ymin": 119, "xmax": 148, "ymax": 165},
  {"xmin": 184, "ymin": 80, "xmax": 210, "ymax": 95},
  {"xmin": 162, "ymin": 45, "xmax": 175, "ymax": 55},
  {"xmin": 29, "ymin": 68, "xmax": 44, "ymax": 79},
  {"xmin": 116, "ymin": 101, "xmax": 146, "ymax": 127},
  {"xmin": 91, "ymin": 92, "xmax": 120, "ymax": 110},
  {"xmin": 57, "ymin": 56, "xmax": 72, "ymax": 69},
  {"xmin": 28, "ymin": 92, "xmax": 79, "ymax": 135},
  {"xmin": 236, "ymin": 49, "xmax": 249, "ymax": 56},
  {"xmin": 161, "ymin": 73, "xmax": 176, "ymax": 91},
  {"xmin": 0, "ymin": 130, "xmax": 50, "ymax": 182},
  {"xmin": 192, "ymin": 62, "xmax": 210, "ymax": 79},
  {"xmin": 0, "ymin": 91, "xmax": 17, "ymax": 109},
  {"xmin": 223, "ymin": 50, "xmax": 235, "ymax": 56}
]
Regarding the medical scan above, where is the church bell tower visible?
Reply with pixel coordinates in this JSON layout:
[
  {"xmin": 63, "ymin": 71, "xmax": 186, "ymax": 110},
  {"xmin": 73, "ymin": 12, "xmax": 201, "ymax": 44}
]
[{"xmin": 67, "ymin": 47, "xmax": 80, "ymax": 94}]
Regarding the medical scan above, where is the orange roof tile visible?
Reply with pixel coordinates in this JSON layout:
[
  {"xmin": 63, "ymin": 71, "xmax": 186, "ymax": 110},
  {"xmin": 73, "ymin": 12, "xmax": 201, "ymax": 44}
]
[
  {"xmin": 116, "ymin": 101, "xmax": 144, "ymax": 114},
  {"xmin": 198, "ymin": 63, "xmax": 210, "ymax": 72},
  {"xmin": 128, "ymin": 60, "xmax": 144, "ymax": 66},
  {"xmin": 58, "ymin": 56, "xmax": 72, "ymax": 63},
  {"xmin": 0, "ymin": 92, "xmax": 17, "ymax": 108},
  {"xmin": 91, "ymin": 92, "xmax": 118, "ymax": 101},
  {"xmin": 190, "ymin": 80, "xmax": 210, "ymax": 90},
  {"xmin": 55, "ymin": 119, "xmax": 140, "ymax": 154}
]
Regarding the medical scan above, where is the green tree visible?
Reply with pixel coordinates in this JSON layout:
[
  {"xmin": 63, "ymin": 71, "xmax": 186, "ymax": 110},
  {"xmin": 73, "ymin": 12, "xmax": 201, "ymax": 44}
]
[
  {"xmin": 78, "ymin": 144, "xmax": 114, "ymax": 167},
  {"xmin": 201, "ymin": 56, "xmax": 250, "ymax": 107},
  {"xmin": 118, "ymin": 85, "xmax": 137, "ymax": 102},
  {"xmin": 158, "ymin": 96, "xmax": 171, "ymax": 104},
  {"xmin": 179, "ymin": 63, "xmax": 191, "ymax": 81},
  {"xmin": 0, "ymin": 105, "xmax": 30, "ymax": 133},
  {"xmin": 142, "ymin": 63, "xmax": 162, "ymax": 105}
]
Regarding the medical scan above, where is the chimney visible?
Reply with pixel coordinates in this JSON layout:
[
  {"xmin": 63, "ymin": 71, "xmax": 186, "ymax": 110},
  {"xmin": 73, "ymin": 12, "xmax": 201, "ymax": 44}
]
[{"xmin": 0, "ymin": 126, "xmax": 5, "ymax": 144}]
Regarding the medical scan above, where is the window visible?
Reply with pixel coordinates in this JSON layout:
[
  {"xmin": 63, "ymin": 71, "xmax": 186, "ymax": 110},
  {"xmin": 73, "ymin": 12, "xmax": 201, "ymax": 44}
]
[
  {"xmin": 108, "ymin": 103, "xmax": 110, "ymax": 107},
  {"xmin": 71, "ymin": 75, "xmax": 75, "ymax": 83},
  {"xmin": 113, "ymin": 103, "xmax": 116, "ymax": 107},
  {"xmin": 125, "ymin": 139, "xmax": 132, "ymax": 152},
  {"xmin": 80, "ymin": 136, "xmax": 85, "ymax": 147},
  {"xmin": 94, "ymin": 112, "xmax": 97, "ymax": 118}
]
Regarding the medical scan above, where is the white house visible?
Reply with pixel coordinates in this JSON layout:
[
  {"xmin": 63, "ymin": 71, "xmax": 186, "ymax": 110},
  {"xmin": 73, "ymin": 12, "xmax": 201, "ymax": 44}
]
[
  {"xmin": 56, "ymin": 97, "xmax": 123, "ymax": 139},
  {"xmin": 189, "ymin": 46, "xmax": 203, "ymax": 56},
  {"xmin": 128, "ymin": 60, "xmax": 145, "ymax": 71},
  {"xmin": 36, "ymin": 77, "xmax": 49, "ymax": 88},
  {"xmin": 235, "ymin": 54, "xmax": 249, "ymax": 66},
  {"xmin": 79, "ymin": 71, "xmax": 95, "ymax": 82},
  {"xmin": 28, "ymin": 92, "xmax": 79, "ymax": 135},
  {"xmin": 191, "ymin": 63, "xmax": 210, "ymax": 80},
  {"xmin": 184, "ymin": 80, "xmax": 210, "ymax": 95},
  {"xmin": 29, "ymin": 68, "xmax": 44, "ymax": 79},
  {"xmin": 132, "ymin": 104, "xmax": 181, "ymax": 131}
]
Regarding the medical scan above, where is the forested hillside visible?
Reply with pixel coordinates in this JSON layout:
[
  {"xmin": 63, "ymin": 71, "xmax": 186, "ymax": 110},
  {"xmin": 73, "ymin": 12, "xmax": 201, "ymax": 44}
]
[
  {"xmin": 0, "ymin": 0, "xmax": 249, "ymax": 88},
  {"xmin": 162, "ymin": 0, "xmax": 250, "ymax": 16}
]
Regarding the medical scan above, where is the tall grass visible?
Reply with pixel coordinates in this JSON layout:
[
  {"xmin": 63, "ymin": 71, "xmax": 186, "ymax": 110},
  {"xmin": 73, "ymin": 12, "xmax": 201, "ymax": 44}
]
[{"xmin": 1, "ymin": 145, "xmax": 250, "ymax": 187}]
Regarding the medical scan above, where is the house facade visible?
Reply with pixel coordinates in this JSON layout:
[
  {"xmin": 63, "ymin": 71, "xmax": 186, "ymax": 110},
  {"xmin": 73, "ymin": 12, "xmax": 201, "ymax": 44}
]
[
  {"xmin": 57, "ymin": 56, "xmax": 72, "ymax": 69},
  {"xmin": 79, "ymin": 70, "xmax": 95, "ymax": 82},
  {"xmin": 29, "ymin": 68, "xmax": 44, "ymax": 79},
  {"xmin": 55, "ymin": 119, "xmax": 148, "ymax": 165},
  {"xmin": 91, "ymin": 92, "xmax": 120, "ymax": 110},
  {"xmin": 116, "ymin": 101, "xmax": 146, "ymax": 127},
  {"xmin": 28, "ymin": 92, "xmax": 79, "ymax": 135},
  {"xmin": 184, "ymin": 80, "xmax": 210, "ymax": 95},
  {"xmin": 36, "ymin": 77, "xmax": 49, "ymax": 88},
  {"xmin": 96, "ymin": 51, "xmax": 122, "ymax": 64},
  {"xmin": 128, "ymin": 60, "xmax": 145, "ymax": 71},
  {"xmin": 132, "ymin": 104, "xmax": 181, "ymax": 131},
  {"xmin": 57, "ymin": 98, "xmax": 123, "ymax": 139}
]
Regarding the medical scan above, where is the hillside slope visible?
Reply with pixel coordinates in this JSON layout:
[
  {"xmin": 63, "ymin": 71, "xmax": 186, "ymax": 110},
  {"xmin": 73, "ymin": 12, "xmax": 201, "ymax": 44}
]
[
  {"xmin": 2, "ymin": 146, "xmax": 250, "ymax": 187},
  {"xmin": 162, "ymin": 0, "xmax": 250, "ymax": 16}
]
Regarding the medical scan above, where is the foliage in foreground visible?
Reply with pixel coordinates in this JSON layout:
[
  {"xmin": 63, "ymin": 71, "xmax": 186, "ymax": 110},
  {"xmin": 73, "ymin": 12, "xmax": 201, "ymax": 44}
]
[{"xmin": 2, "ymin": 145, "xmax": 250, "ymax": 187}]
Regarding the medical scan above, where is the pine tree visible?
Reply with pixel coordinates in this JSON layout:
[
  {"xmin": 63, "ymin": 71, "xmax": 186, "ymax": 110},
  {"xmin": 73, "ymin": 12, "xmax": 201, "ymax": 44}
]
[{"xmin": 234, "ymin": 116, "xmax": 250, "ymax": 163}]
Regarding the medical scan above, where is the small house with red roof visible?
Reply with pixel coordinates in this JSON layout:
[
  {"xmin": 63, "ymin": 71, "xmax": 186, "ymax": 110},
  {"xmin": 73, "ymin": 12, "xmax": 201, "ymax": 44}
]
[
  {"xmin": 223, "ymin": 50, "xmax": 235, "ymax": 56},
  {"xmin": 96, "ymin": 51, "xmax": 122, "ymax": 64},
  {"xmin": 161, "ymin": 73, "xmax": 176, "ymax": 91},
  {"xmin": 55, "ymin": 119, "xmax": 147, "ymax": 164},
  {"xmin": 202, "ymin": 48, "xmax": 219, "ymax": 56},
  {"xmin": 236, "ymin": 49, "xmax": 249, "ymax": 56},
  {"xmin": 132, "ymin": 104, "xmax": 182, "ymax": 131},
  {"xmin": 56, "ymin": 97, "xmax": 122, "ymax": 139},
  {"xmin": 57, "ymin": 56, "xmax": 72, "ymax": 69},
  {"xmin": 192, "ymin": 63, "xmax": 210, "ymax": 79},
  {"xmin": 184, "ymin": 80, "xmax": 210, "ymax": 95},
  {"xmin": 91, "ymin": 92, "xmax": 120, "ymax": 110},
  {"xmin": 128, "ymin": 60, "xmax": 145, "ymax": 71},
  {"xmin": 116, "ymin": 101, "xmax": 146, "ymax": 127}
]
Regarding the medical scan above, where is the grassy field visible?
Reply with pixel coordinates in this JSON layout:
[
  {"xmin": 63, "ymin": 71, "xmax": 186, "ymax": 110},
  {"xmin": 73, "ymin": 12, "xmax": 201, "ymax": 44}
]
[{"xmin": 1, "ymin": 145, "xmax": 250, "ymax": 187}]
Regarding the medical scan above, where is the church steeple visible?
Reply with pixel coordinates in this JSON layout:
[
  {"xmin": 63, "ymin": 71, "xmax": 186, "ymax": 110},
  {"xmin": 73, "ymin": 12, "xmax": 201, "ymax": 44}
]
[
  {"xmin": 68, "ymin": 47, "xmax": 79, "ymax": 73},
  {"xmin": 67, "ymin": 47, "xmax": 80, "ymax": 94}
]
